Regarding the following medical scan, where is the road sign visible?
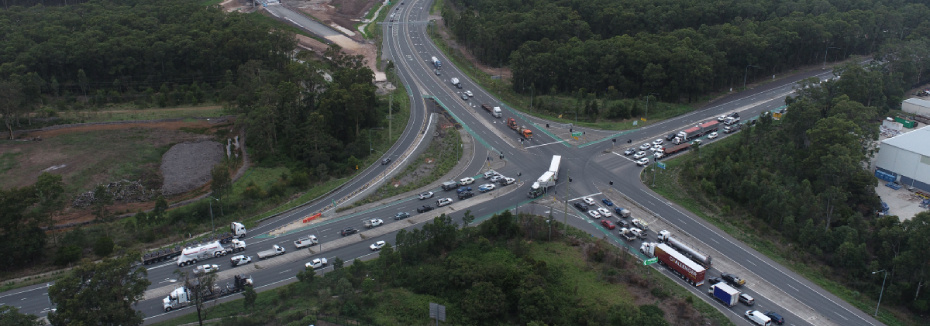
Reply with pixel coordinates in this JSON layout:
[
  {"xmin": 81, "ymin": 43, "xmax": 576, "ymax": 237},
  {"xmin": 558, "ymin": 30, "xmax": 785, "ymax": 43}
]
[
  {"xmin": 657, "ymin": 162, "xmax": 666, "ymax": 169},
  {"xmin": 643, "ymin": 257, "xmax": 658, "ymax": 265}
]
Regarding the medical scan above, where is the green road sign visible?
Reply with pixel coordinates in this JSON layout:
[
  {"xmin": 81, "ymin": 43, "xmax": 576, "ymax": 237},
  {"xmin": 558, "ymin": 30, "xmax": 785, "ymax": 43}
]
[
  {"xmin": 657, "ymin": 162, "xmax": 666, "ymax": 169},
  {"xmin": 643, "ymin": 258, "xmax": 658, "ymax": 265}
]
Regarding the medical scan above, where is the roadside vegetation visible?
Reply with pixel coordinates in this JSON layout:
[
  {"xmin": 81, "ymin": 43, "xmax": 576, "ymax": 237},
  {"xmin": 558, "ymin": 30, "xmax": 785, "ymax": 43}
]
[
  {"xmin": 151, "ymin": 211, "xmax": 733, "ymax": 326},
  {"xmin": 647, "ymin": 42, "xmax": 930, "ymax": 325}
]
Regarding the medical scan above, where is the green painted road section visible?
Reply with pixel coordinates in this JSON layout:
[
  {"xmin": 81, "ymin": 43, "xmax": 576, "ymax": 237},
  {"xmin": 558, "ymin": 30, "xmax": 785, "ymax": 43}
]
[
  {"xmin": 578, "ymin": 129, "xmax": 638, "ymax": 148},
  {"xmin": 497, "ymin": 102, "xmax": 570, "ymax": 147}
]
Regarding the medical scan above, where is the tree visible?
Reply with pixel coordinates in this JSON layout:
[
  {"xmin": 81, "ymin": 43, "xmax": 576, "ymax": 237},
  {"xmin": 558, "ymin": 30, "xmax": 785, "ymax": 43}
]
[
  {"xmin": 0, "ymin": 185, "xmax": 46, "ymax": 268},
  {"xmin": 48, "ymin": 254, "xmax": 150, "ymax": 326},
  {"xmin": 0, "ymin": 79, "xmax": 24, "ymax": 140},
  {"xmin": 332, "ymin": 256, "xmax": 344, "ymax": 269},
  {"xmin": 0, "ymin": 306, "xmax": 41, "ymax": 326},
  {"xmin": 92, "ymin": 184, "xmax": 113, "ymax": 222},
  {"xmin": 152, "ymin": 195, "xmax": 168, "ymax": 221},
  {"xmin": 243, "ymin": 284, "xmax": 257, "ymax": 310},
  {"xmin": 34, "ymin": 172, "xmax": 65, "ymax": 218},
  {"xmin": 463, "ymin": 209, "xmax": 475, "ymax": 227},
  {"xmin": 210, "ymin": 163, "xmax": 232, "ymax": 200},
  {"xmin": 176, "ymin": 269, "xmax": 219, "ymax": 326}
]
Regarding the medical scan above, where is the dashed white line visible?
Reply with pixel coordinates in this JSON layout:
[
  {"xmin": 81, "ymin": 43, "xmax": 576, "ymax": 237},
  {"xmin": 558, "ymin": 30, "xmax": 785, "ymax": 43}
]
[
  {"xmin": 787, "ymin": 284, "xmax": 799, "ymax": 292},
  {"xmin": 747, "ymin": 260, "xmax": 757, "ymax": 267}
]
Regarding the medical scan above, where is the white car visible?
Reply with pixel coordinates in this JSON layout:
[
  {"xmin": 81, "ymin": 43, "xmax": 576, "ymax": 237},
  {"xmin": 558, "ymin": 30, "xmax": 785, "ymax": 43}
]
[
  {"xmin": 636, "ymin": 158, "xmax": 650, "ymax": 166},
  {"xmin": 587, "ymin": 210, "xmax": 602, "ymax": 219},
  {"xmin": 305, "ymin": 258, "xmax": 328, "ymax": 269},
  {"xmin": 483, "ymin": 170, "xmax": 498, "ymax": 179},
  {"xmin": 654, "ymin": 152, "xmax": 665, "ymax": 159},
  {"xmin": 489, "ymin": 175, "xmax": 503, "ymax": 182},
  {"xmin": 499, "ymin": 177, "xmax": 515, "ymax": 185},
  {"xmin": 651, "ymin": 145, "xmax": 664, "ymax": 152},
  {"xmin": 639, "ymin": 143, "xmax": 652, "ymax": 150},
  {"xmin": 717, "ymin": 115, "xmax": 726, "ymax": 122},
  {"xmin": 230, "ymin": 255, "xmax": 252, "ymax": 267},
  {"xmin": 478, "ymin": 183, "xmax": 496, "ymax": 192},
  {"xmin": 370, "ymin": 240, "xmax": 386, "ymax": 251},
  {"xmin": 465, "ymin": 90, "xmax": 474, "ymax": 97},
  {"xmin": 437, "ymin": 197, "xmax": 453, "ymax": 207},
  {"xmin": 633, "ymin": 151, "xmax": 647, "ymax": 159},
  {"xmin": 597, "ymin": 207, "xmax": 613, "ymax": 218},
  {"xmin": 653, "ymin": 139, "xmax": 664, "ymax": 145},
  {"xmin": 459, "ymin": 177, "xmax": 475, "ymax": 185},
  {"xmin": 583, "ymin": 197, "xmax": 596, "ymax": 206},
  {"xmin": 193, "ymin": 264, "xmax": 219, "ymax": 275},
  {"xmin": 418, "ymin": 191, "xmax": 434, "ymax": 200},
  {"xmin": 707, "ymin": 132, "xmax": 719, "ymax": 139}
]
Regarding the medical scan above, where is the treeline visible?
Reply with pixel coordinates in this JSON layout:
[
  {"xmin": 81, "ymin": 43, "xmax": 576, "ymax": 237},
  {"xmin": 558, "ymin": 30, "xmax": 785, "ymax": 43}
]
[
  {"xmin": 679, "ymin": 38, "xmax": 930, "ymax": 315},
  {"xmin": 0, "ymin": 0, "xmax": 293, "ymax": 117},
  {"xmin": 442, "ymin": 0, "xmax": 930, "ymax": 101}
]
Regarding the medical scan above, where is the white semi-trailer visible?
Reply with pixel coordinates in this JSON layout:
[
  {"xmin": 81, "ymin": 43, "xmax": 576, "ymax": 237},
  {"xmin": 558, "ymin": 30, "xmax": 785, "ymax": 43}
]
[
  {"xmin": 176, "ymin": 239, "xmax": 246, "ymax": 267},
  {"xmin": 529, "ymin": 155, "xmax": 562, "ymax": 198}
]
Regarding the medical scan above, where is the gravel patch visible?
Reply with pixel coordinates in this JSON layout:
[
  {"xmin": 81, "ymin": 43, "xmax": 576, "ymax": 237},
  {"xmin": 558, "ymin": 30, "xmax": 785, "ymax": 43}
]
[{"xmin": 160, "ymin": 141, "xmax": 225, "ymax": 196}]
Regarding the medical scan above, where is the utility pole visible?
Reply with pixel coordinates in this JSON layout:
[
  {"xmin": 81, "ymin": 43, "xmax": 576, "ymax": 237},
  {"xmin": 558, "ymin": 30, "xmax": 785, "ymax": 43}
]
[
  {"xmin": 389, "ymin": 95, "xmax": 393, "ymax": 141},
  {"xmin": 563, "ymin": 168, "xmax": 569, "ymax": 233}
]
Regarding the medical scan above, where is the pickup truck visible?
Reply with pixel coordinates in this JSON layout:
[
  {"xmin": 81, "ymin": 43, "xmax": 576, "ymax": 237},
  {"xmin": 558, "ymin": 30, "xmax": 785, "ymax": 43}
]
[
  {"xmin": 364, "ymin": 218, "xmax": 384, "ymax": 228},
  {"xmin": 257, "ymin": 245, "xmax": 286, "ymax": 259},
  {"xmin": 294, "ymin": 235, "xmax": 318, "ymax": 249},
  {"xmin": 619, "ymin": 228, "xmax": 637, "ymax": 241},
  {"xmin": 305, "ymin": 258, "xmax": 328, "ymax": 269},
  {"xmin": 229, "ymin": 255, "xmax": 252, "ymax": 267}
]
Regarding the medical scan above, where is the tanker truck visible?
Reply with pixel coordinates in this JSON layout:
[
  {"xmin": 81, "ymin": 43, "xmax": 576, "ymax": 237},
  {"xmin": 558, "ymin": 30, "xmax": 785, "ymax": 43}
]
[{"xmin": 657, "ymin": 230, "xmax": 712, "ymax": 268}]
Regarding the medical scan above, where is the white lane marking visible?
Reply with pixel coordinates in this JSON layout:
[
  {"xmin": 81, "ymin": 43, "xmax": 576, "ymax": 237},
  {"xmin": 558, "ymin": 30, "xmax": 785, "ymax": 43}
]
[
  {"xmin": 568, "ymin": 193, "xmax": 603, "ymax": 202},
  {"xmin": 787, "ymin": 284, "xmax": 799, "ymax": 292},
  {"xmin": 525, "ymin": 140, "xmax": 564, "ymax": 149}
]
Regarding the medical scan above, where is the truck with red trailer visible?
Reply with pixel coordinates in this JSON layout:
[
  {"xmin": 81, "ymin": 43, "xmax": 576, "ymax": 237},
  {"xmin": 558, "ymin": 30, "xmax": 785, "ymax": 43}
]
[
  {"xmin": 662, "ymin": 142, "xmax": 691, "ymax": 155},
  {"xmin": 674, "ymin": 120, "xmax": 720, "ymax": 144},
  {"xmin": 640, "ymin": 242, "xmax": 706, "ymax": 287}
]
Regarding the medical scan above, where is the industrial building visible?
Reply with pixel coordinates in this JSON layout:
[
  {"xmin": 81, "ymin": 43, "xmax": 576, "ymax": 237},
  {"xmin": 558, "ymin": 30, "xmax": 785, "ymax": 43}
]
[
  {"xmin": 874, "ymin": 126, "xmax": 930, "ymax": 193},
  {"xmin": 902, "ymin": 98, "xmax": 930, "ymax": 116}
]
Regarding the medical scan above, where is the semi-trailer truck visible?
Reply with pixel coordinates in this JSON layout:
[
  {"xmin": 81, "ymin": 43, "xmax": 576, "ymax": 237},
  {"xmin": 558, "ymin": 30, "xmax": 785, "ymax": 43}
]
[
  {"xmin": 176, "ymin": 239, "xmax": 247, "ymax": 266},
  {"xmin": 674, "ymin": 120, "xmax": 720, "ymax": 144},
  {"xmin": 481, "ymin": 104, "xmax": 502, "ymax": 118},
  {"xmin": 640, "ymin": 242, "xmax": 706, "ymax": 286},
  {"xmin": 658, "ymin": 230, "xmax": 712, "ymax": 268},
  {"xmin": 431, "ymin": 56, "xmax": 441, "ymax": 68},
  {"xmin": 709, "ymin": 283, "xmax": 740, "ymax": 307},
  {"xmin": 507, "ymin": 118, "xmax": 532, "ymax": 139},
  {"xmin": 529, "ymin": 155, "xmax": 561, "ymax": 198},
  {"xmin": 662, "ymin": 143, "xmax": 691, "ymax": 155}
]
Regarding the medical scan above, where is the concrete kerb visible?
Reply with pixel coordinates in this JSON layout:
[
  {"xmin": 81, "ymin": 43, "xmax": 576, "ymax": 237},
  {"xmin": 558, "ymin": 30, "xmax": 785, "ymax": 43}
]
[{"xmin": 598, "ymin": 185, "xmax": 836, "ymax": 326}]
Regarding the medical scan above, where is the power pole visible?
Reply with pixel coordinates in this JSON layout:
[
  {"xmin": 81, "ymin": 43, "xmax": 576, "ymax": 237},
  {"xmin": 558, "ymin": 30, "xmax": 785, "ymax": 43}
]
[{"xmin": 389, "ymin": 95, "xmax": 393, "ymax": 142}]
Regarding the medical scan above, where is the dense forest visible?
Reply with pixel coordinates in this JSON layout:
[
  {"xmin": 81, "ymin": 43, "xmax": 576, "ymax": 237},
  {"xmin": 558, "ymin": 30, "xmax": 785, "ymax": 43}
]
[
  {"xmin": 442, "ymin": 0, "xmax": 930, "ymax": 101},
  {"xmin": 676, "ymin": 37, "xmax": 930, "ymax": 315}
]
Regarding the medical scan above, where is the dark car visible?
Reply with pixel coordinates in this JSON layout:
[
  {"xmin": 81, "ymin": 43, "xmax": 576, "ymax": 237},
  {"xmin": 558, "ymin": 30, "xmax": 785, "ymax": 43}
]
[
  {"xmin": 460, "ymin": 93, "xmax": 469, "ymax": 100},
  {"xmin": 456, "ymin": 186, "xmax": 472, "ymax": 194},
  {"xmin": 707, "ymin": 276, "xmax": 723, "ymax": 285},
  {"xmin": 340, "ymin": 227, "xmax": 358, "ymax": 236},
  {"xmin": 381, "ymin": 158, "xmax": 391, "ymax": 165},
  {"xmin": 665, "ymin": 133, "xmax": 676, "ymax": 141},
  {"xmin": 573, "ymin": 202, "xmax": 589, "ymax": 211},
  {"xmin": 729, "ymin": 112, "xmax": 740, "ymax": 118},
  {"xmin": 617, "ymin": 219, "xmax": 631, "ymax": 228},
  {"xmin": 623, "ymin": 148, "xmax": 635, "ymax": 155},
  {"xmin": 394, "ymin": 212, "xmax": 410, "ymax": 220},
  {"xmin": 721, "ymin": 273, "xmax": 745, "ymax": 287},
  {"xmin": 458, "ymin": 191, "xmax": 474, "ymax": 200},
  {"xmin": 764, "ymin": 311, "xmax": 784, "ymax": 325},
  {"xmin": 602, "ymin": 198, "xmax": 614, "ymax": 206},
  {"xmin": 416, "ymin": 205, "xmax": 434, "ymax": 213}
]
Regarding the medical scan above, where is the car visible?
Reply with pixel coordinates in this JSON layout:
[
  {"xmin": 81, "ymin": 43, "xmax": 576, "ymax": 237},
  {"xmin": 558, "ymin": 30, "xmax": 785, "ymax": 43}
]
[
  {"xmin": 707, "ymin": 132, "xmax": 719, "ymax": 139},
  {"xmin": 617, "ymin": 220, "xmax": 631, "ymax": 228},
  {"xmin": 573, "ymin": 202, "xmax": 589, "ymax": 211},
  {"xmin": 587, "ymin": 210, "xmax": 602, "ymax": 219},
  {"xmin": 583, "ymin": 197, "xmax": 596, "ymax": 206},
  {"xmin": 458, "ymin": 191, "xmax": 474, "ymax": 199},
  {"xmin": 717, "ymin": 115, "xmax": 726, "ymax": 122},
  {"xmin": 483, "ymin": 170, "xmax": 498, "ymax": 179},
  {"xmin": 666, "ymin": 133, "xmax": 677, "ymax": 141},
  {"xmin": 465, "ymin": 90, "xmax": 473, "ymax": 97},
  {"xmin": 305, "ymin": 258, "xmax": 328, "ymax": 269},
  {"xmin": 602, "ymin": 198, "xmax": 613, "ymax": 206},
  {"xmin": 478, "ymin": 183, "xmax": 496, "ymax": 192},
  {"xmin": 416, "ymin": 205, "xmax": 434, "ymax": 213},
  {"xmin": 729, "ymin": 112, "xmax": 740, "ymax": 118},
  {"xmin": 434, "ymin": 69, "xmax": 441, "ymax": 75},
  {"xmin": 458, "ymin": 177, "xmax": 474, "ymax": 185},
  {"xmin": 381, "ymin": 158, "xmax": 391, "ymax": 165},
  {"xmin": 623, "ymin": 148, "xmax": 635, "ymax": 155},
  {"xmin": 600, "ymin": 219, "xmax": 616, "ymax": 230},
  {"xmin": 597, "ymin": 207, "xmax": 612, "ymax": 218},
  {"xmin": 370, "ymin": 240, "xmax": 386, "ymax": 251},
  {"xmin": 764, "ymin": 311, "xmax": 785, "ymax": 325},
  {"xmin": 437, "ymin": 198, "xmax": 453, "ymax": 207},
  {"xmin": 230, "ymin": 255, "xmax": 252, "ymax": 267},
  {"xmin": 692, "ymin": 139, "xmax": 702, "ymax": 146},
  {"xmin": 651, "ymin": 144, "xmax": 664, "ymax": 152},
  {"xmin": 499, "ymin": 177, "xmax": 515, "ymax": 185},
  {"xmin": 707, "ymin": 276, "xmax": 723, "ymax": 285},
  {"xmin": 739, "ymin": 293, "xmax": 755, "ymax": 306},
  {"xmin": 654, "ymin": 152, "xmax": 665, "ymax": 160},
  {"xmin": 490, "ymin": 175, "xmax": 504, "ymax": 183},
  {"xmin": 635, "ymin": 158, "xmax": 649, "ymax": 166},
  {"xmin": 193, "ymin": 264, "xmax": 219, "ymax": 275},
  {"xmin": 460, "ymin": 93, "xmax": 469, "ymax": 100},
  {"xmin": 721, "ymin": 273, "xmax": 746, "ymax": 287},
  {"xmin": 366, "ymin": 218, "xmax": 384, "ymax": 227},
  {"xmin": 456, "ymin": 186, "xmax": 472, "ymax": 194},
  {"xmin": 418, "ymin": 191, "xmax": 434, "ymax": 200},
  {"xmin": 455, "ymin": 83, "xmax": 462, "ymax": 89},
  {"xmin": 394, "ymin": 212, "xmax": 410, "ymax": 220},
  {"xmin": 340, "ymin": 227, "xmax": 358, "ymax": 236},
  {"xmin": 633, "ymin": 151, "xmax": 647, "ymax": 159},
  {"xmin": 639, "ymin": 143, "xmax": 652, "ymax": 150},
  {"xmin": 652, "ymin": 138, "xmax": 664, "ymax": 145}
]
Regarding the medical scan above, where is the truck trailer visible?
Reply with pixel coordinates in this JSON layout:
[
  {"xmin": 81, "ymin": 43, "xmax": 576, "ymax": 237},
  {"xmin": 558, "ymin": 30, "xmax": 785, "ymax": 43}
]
[
  {"xmin": 481, "ymin": 104, "xmax": 502, "ymax": 118},
  {"xmin": 663, "ymin": 143, "xmax": 691, "ymax": 155},
  {"xmin": 529, "ymin": 155, "xmax": 561, "ymax": 198},
  {"xmin": 658, "ymin": 230, "xmax": 712, "ymax": 268},
  {"xmin": 431, "ymin": 56, "xmax": 441, "ymax": 68},
  {"xmin": 708, "ymin": 283, "xmax": 740, "ymax": 307},
  {"xmin": 176, "ymin": 239, "xmax": 247, "ymax": 267},
  {"xmin": 257, "ymin": 245, "xmax": 286, "ymax": 259},
  {"xmin": 507, "ymin": 118, "xmax": 532, "ymax": 139},
  {"xmin": 674, "ymin": 120, "xmax": 720, "ymax": 144},
  {"xmin": 640, "ymin": 242, "xmax": 706, "ymax": 286},
  {"xmin": 163, "ymin": 275, "xmax": 253, "ymax": 312}
]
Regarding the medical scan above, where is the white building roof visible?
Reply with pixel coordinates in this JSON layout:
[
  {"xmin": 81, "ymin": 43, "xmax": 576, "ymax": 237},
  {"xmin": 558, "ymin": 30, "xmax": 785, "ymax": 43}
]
[
  {"xmin": 882, "ymin": 126, "xmax": 930, "ymax": 157},
  {"xmin": 903, "ymin": 98, "xmax": 930, "ymax": 108}
]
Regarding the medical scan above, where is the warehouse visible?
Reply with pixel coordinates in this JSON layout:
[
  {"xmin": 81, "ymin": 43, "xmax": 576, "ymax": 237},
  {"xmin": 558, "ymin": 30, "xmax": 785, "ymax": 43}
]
[
  {"xmin": 874, "ymin": 126, "xmax": 930, "ymax": 193},
  {"xmin": 902, "ymin": 98, "xmax": 930, "ymax": 116}
]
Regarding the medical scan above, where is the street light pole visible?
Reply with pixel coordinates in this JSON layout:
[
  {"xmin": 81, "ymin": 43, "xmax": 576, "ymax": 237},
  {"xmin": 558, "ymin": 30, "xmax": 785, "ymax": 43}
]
[
  {"xmin": 823, "ymin": 45, "xmax": 840, "ymax": 70},
  {"xmin": 208, "ymin": 197, "xmax": 219, "ymax": 234},
  {"xmin": 872, "ymin": 270, "xmax": 888, "ymax": 316},
  {"xmin": 743, "ymin": 65, "xmax": 758, "ymax": 89}
]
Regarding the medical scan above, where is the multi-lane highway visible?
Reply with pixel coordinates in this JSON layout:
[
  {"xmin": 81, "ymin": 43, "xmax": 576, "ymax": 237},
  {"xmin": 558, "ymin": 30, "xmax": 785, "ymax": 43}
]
[{"xmin": 0, "ymin": 0, "xmax": 886, "ymax": 325}]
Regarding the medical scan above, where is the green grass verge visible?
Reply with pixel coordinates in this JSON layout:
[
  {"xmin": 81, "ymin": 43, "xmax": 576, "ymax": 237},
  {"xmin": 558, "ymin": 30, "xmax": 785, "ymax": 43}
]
[
  {"xmin": 646, "ymin": 136, "xmax": 912, "ymax": 326},
  {"xmin": 52, "ymin": 106, "xmax": 226, "ymax": 123}
]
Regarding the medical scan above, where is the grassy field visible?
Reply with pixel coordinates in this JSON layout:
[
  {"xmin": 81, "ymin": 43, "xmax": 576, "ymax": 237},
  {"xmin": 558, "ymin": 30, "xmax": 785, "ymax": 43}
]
[
  {"xmin": 646, "ymin": 136, "xmax": 912, "ymax": 326},
  {"xmin": 52, "ymin": 106, "xmax": 226, "ymax": 123}
]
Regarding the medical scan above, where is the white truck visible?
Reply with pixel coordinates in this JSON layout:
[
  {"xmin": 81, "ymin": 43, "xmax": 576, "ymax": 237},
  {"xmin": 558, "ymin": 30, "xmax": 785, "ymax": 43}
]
[
  {"xmin": 257, "ymin": 245, "xmax": 286, "ymax": 259},
  {"xmin": 163, "ymin": 275, "xmax": 253, "ymax": 312},
  {"xmin": 431, "ymin": 56, "xmax": 441, "ymax": 68},
  {"xmin": 305, "ymin": 257, "xmax": 328, "ymax": 269},
  {"xmin": 529, "ymin": 155, "xmax": 561, "ymax": 198},
  {"xmin": 176, "ymin": 239, "xmax": 247, "ymax": 266},
  {"xmin": 709, "ymin": 283, "xmax": 740, "ymax": 307},
  {"xmin": 658, "ymin": 230, "xmax": 712, "ymax": 267},
  {"xmin": 619, "ymin": 228, "xmax": 637, "ymax": 241},
  {"xmin": 364, "ymin": 218, "xmax": 384, "ymax": 229},
  {"xmin": 450, "ymin": 77, "xmax": 460, "ymax": 87},
  {"xmin": 294, "ymin": 235, "xmax": 319, "ymax": 249},
  {"xmin": 230, "ymin": 222, "xmax": 247, "ymax": 238}
]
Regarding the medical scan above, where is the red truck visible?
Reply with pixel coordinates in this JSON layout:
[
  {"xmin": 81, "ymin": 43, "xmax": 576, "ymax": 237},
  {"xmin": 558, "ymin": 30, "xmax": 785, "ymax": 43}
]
[
  {"xmin": 640, "ymin": 242, "xmax": 706, "ymax": 287},
  {"xmin": 663, "ymin": 142, "xmax": 691, "ymax": 155},
  {"xmin": 674, "ymin": 120, "xmax": 720, "ymax": 144}
]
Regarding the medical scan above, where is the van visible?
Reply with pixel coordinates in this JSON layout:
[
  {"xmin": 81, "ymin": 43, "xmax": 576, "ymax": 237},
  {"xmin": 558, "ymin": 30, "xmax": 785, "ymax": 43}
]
[
  {"xmin": 739, "ymin": 293, "xmax": 755, "ymax": 306},
  {"xmin": 441, "ymin": 181, "xmax": 458, "ymax": 191},
  {"xmin": 744, "ymin": 310, "xmax": 771, "ymax": 326}
]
